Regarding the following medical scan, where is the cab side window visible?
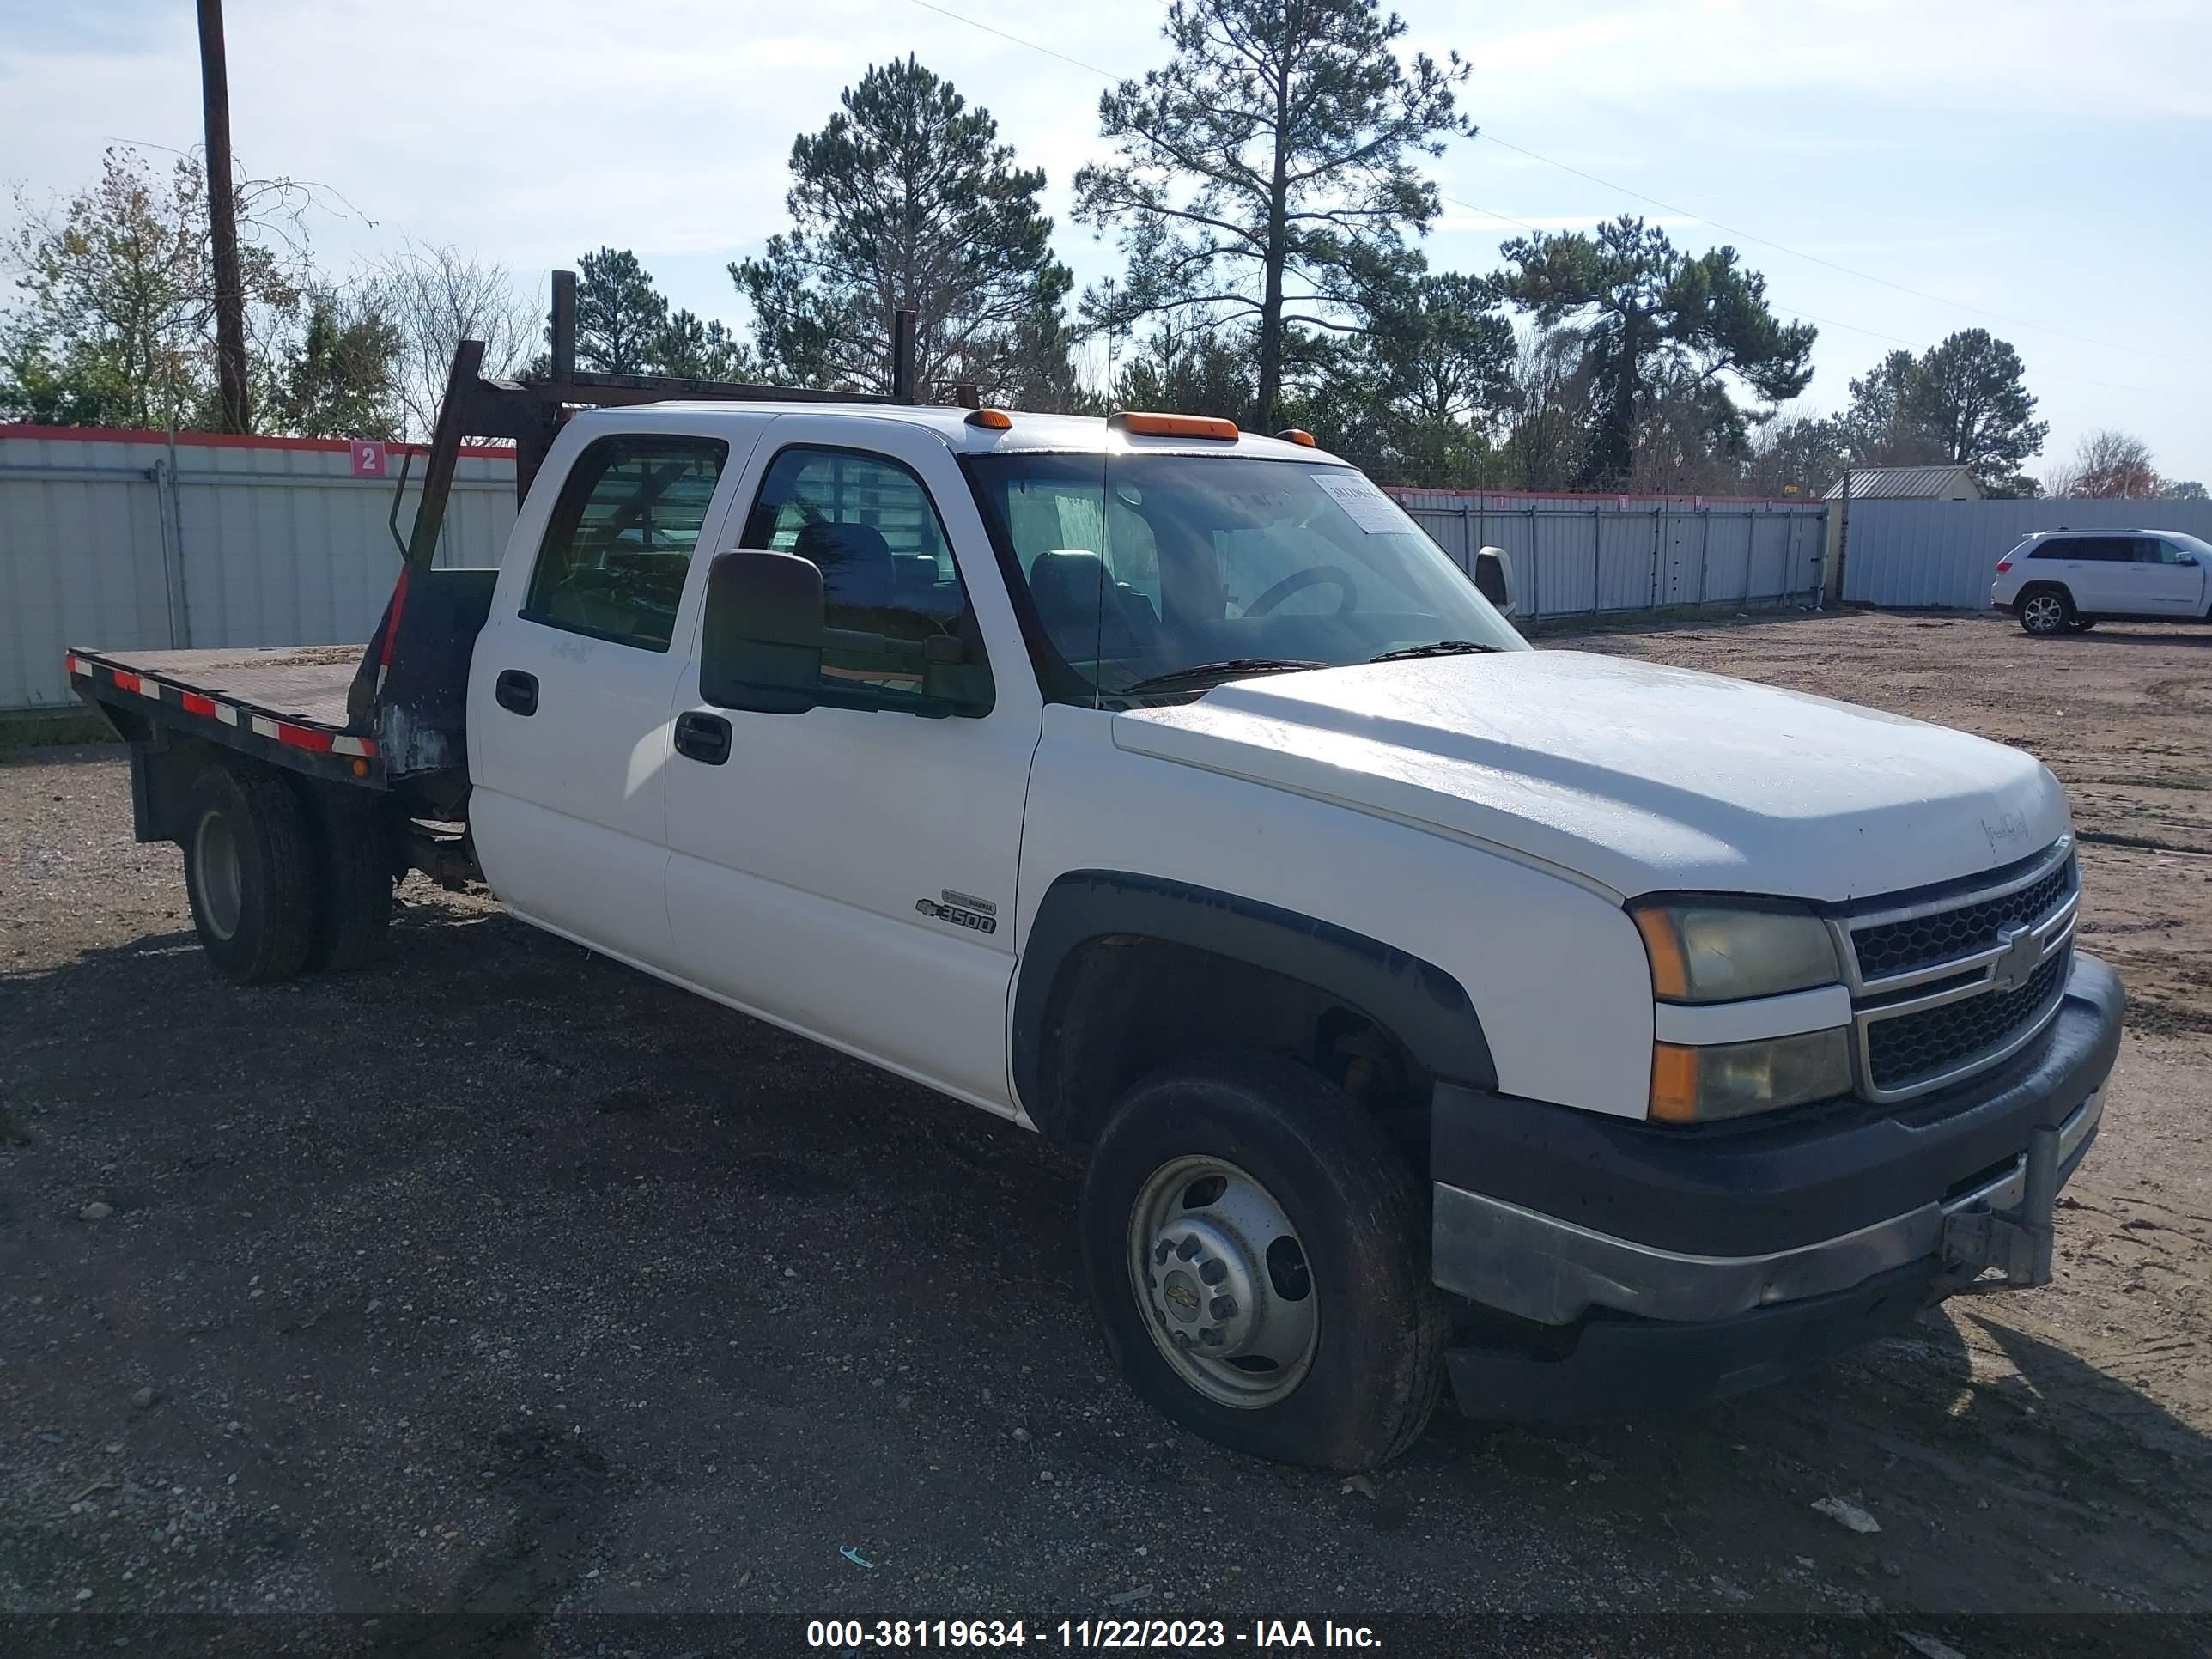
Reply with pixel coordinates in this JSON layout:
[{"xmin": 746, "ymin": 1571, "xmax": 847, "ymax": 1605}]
[
  {"xmin": 2040, "ymin": 537, "xmax": 2122, "ymax": 562},
  {"xmin": 739, "ymin": 446, "xmax": 989, "ymax": 708},
  {"xmin": 523, "ymin": 434, "xmax": 730, "ymax": 652}
]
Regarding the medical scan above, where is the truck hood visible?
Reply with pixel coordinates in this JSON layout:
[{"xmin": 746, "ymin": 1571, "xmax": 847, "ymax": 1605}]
[{"xmin": 1113, "ymin": 650, "xmax": 2069, "ymax": 902}]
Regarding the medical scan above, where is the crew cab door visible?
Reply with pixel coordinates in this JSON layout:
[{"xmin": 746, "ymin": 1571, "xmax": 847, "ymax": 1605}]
[
  {"xmin": 662, "ymin": 418, "xmax": 1042, "ymax": 1113},
  {"xmin": 467, "ymin": 416, "xmax": 765, "ymax": 963}
]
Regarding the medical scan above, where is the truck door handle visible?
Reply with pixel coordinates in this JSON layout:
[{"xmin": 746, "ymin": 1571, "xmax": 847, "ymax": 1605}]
[
  {"xmin": 673, "ymin": 710, "xmax": 732, "ymax": 765},
  {"xmin": 495, "ymin": 670, "xmax": 538, "ymax": 716}
]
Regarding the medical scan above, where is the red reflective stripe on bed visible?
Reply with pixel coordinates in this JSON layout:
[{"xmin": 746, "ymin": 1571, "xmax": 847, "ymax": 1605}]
[
  {"xmin": 180, "ymin": 692, "xmax": 218, "ymax": 717},
  {"xmin": 379, "ymin": 568, "xmax": 410, "ymax": 669},
  {"xmin": 111, "ymin": 671, "xmax": 142, "ymax": 695}
]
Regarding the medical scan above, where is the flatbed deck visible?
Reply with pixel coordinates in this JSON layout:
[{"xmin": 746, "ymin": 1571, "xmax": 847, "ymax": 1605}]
[
  {"xmin": 71, "ymin": 646, "xmax": 366, "ymax": 730},
  {"xmin": 67, "ymin": 644, "xmax": 383, "ymax": 784}
]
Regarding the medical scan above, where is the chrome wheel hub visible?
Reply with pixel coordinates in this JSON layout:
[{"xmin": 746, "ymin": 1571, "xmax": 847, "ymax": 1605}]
[
  {"xmin": 1127, "ymin": 1155, "xmax": 1317, "ymax": 1408},
  {"xmin": 2023, "ymin": 594, "xmax": 2064, "ymax": 632}
]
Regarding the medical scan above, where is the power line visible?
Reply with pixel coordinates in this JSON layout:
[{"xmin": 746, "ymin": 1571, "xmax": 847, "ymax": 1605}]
[
  {"xmin": 1435, "ymin": 198, "xmax": 1547, "ymax": 236},
  {"xmin": 903, "ymin": 0, "xmax": 1120, "ymax": 78},
  {"xmin": 1441, "ymin": 190, "xmax": 2182, "ymax": 398},
  {"xmin": 1767, "ymin": 307, "xmax": 2181, "ymax": 399},
  {"xmin": 1467, "ymin": 131, "xmax": 2209, "ymax": 369},
  {"xmin": 897, "ymin": 0, "xmax": 2190, "ymax": 397}
]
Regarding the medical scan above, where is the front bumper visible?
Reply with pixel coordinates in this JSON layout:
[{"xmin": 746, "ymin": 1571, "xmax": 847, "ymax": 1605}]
[{"xmin": 1431, "ymin": 952, "xmax": 2123, "ymax": 1421}]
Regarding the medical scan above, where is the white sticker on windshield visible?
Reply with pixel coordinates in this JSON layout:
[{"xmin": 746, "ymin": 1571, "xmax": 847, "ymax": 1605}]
[{"xmin": 1310, "ymin": 471, "xmax": 1402, "ymax": 534}]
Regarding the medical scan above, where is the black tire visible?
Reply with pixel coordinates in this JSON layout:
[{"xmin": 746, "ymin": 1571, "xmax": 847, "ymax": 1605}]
[
  {"xmin": 181, "ymin": 761, "xmax": 317, "ymax": 985},
  {"xmin": 300, "ymin": 784, "xmax": 395, "ymax": 973},
  {"xmin": 2018, "ymin": 586, "xmax": 2073, "ymax": 635},
  {"xmin": 1079, "ymin": 1053, "xmax": 1447, "ymax": 1471}
]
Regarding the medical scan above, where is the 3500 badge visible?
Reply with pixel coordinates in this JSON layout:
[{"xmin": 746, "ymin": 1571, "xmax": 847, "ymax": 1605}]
[{"xmin": 915, "ymin": 889, "xmax": 999, "ymax": 935}]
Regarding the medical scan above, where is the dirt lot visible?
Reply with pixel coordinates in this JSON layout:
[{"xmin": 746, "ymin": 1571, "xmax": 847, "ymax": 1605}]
[{"xmin": 3, "ymin": 610, "xmax": 2209, "ymax": 1650}]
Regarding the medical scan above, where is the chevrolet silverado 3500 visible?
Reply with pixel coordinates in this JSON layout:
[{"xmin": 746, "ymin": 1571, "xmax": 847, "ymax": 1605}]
[{"xmin": 71, "ymin": 336, "xmax": 2121, "ymax": 1470}]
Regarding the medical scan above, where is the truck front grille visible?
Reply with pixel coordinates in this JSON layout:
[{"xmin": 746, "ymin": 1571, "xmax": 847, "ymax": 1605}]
[
  {"xmin": 1839, "ymin": 838, "xmax": 2078, "ymax": 1103},
  {"xmin": 1863, "ymin": 948, "xmax": 2070, "ymax": 1094},
  {"xmin": 1851, "ymin": 856, "xmax": 2076, "ymax": 981}
]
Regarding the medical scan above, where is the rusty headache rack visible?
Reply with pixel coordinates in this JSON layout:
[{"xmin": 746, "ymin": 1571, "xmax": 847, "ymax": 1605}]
[
  {"xmin": 67, "ymin": 276, "xmax": 926, "ymax": 824},
  {"xmin": 337, "ymin": 277, "xmax": 925, "ymax": 794}
]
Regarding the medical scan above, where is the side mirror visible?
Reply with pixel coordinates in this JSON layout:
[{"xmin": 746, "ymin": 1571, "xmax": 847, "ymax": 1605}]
[
  {"xmin": 1473, "ymin": 545, "xmax": 1520, "ymax": 617},
  {"xmin": 700, "ymin": 550, "xmax": 823, "ymax": 714},
  {"xmin": 697, "ymin": 548, "xmax": 996, "ymax": 720}
]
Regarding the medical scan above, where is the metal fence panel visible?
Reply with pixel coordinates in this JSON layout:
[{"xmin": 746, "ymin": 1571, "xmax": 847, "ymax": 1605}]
[
  {"xmin": 1841, "ymin": 498, "xmax": 2212, "ymax": 608},
  {"xmin": 1, "ymin": 431, "xmax": 516, "ymax": 711},
  {"xmin": 1389, "ymin": 489, "xmax": 1826, "ymax": 622},
  {"xmin": 1, "ymin": 442, "xmax": 172, "ymax": 711},
  {"xmin": 7, "ymin": 447, "xmax": 1840, "ymax": 711}
]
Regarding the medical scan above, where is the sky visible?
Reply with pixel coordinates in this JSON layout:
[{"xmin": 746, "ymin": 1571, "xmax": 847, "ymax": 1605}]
[{"xmin": 3, "ymin": 0, "xmax": 2207, "ymax": 482}]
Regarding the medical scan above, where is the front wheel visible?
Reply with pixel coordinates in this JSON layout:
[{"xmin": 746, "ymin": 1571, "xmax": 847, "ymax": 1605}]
[
  {"xmin": 2019, "ymin": 589, "xmax": 2073, "ymax": 635},
  {"xmin": 1079, "ymin": 1054, "xmax": 1446, "ymax": 1471}
]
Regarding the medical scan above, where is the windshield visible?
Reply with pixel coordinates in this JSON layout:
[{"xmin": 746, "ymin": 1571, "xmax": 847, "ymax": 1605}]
[{"xmin": 963, "ymin": 452, "xmax": 1527, "ymax": 702}]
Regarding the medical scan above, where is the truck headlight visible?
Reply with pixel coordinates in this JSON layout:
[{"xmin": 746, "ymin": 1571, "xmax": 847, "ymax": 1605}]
[
  {"xmin": 1630, "ymin": 898, "xmax": 1841, "ymax": 1004},
  {"xmin": 1650, "ymin": 1029, "xmax": 1853, "ymax": 1122}
]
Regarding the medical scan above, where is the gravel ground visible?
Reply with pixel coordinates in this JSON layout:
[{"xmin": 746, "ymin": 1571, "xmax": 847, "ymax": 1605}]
[{"xmin": 3, "ymin": 609, "xmax": 2209, "ymax": 1650}]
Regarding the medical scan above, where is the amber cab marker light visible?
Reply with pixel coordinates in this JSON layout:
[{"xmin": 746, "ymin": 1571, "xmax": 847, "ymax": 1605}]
[
  {"xmin": 1274, "ymin": 428, "xmax": 1317, "ymax": 447},
  {"xmin": 965, "ymin": 408, "xmax": 1012, "ymax": 430},
  {"xmin": 1108, "ymin": 410, "xmax": 1239, "ymax": 441},
  {"xmin": 1632, "ymin": 905, "xmax": 1692, "ymax": 1001},
  {"xmin": 1649, "ymin": 1042, "xmax": 1705, "ymax": 1122}
]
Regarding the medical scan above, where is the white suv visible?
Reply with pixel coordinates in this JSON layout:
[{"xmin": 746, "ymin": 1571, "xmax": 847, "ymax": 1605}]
[{"xmin": 1992, "ymin": 527, "xmax": 2212, "ymax": 634}]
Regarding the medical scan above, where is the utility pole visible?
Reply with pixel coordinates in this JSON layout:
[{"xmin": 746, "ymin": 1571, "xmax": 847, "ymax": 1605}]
[{"xmin": 197, "ymin": 0, "xmax": 251, "ymax": 433}]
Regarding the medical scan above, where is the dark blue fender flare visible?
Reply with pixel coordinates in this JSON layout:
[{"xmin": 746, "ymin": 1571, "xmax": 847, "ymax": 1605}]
[{"xmin": 1010, "ymin": 869, "xmax": 1496, "ymax": 1141}]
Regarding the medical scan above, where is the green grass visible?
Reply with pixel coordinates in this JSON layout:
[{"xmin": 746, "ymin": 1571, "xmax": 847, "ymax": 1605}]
[{"xmin": 0, "ymin": 708, "xmax": 118, "ymax": 754}]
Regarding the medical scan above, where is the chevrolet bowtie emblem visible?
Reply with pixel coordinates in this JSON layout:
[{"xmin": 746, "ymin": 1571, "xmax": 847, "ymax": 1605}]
[{"xmin": 1989, "ymin": 923, "xmax": 2042, "ymax": 994}]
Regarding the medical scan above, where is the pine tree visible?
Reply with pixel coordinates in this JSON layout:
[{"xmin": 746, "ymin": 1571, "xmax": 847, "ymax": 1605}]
[
  {"xmin": 1073, "ymin": 0, "xmax": 1470, "ymax": 430},
  {"xmin": 1496, "ymin": 215, "xmax": 1816, "ymax": 487},
  {"xmin": 574, "ymin": 246, "xmax": 668, "ymax": 374},
  {"xmin": 732, "ymin": 57, "xmax": 1073, "ymax": 401},
  {"xmin": 1901, "ymin": 329, "xmax": 2047, "ymax": 492}
]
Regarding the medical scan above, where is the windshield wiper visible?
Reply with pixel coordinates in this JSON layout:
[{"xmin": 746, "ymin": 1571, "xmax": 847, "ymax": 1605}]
[
  {"xmin": 1117, "ymin": 657, "xmax": 1330, "ymax": 695},
  {"xmin": 1365, "ymin": 640, "xmax": 1503, "ymax": 664}
]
